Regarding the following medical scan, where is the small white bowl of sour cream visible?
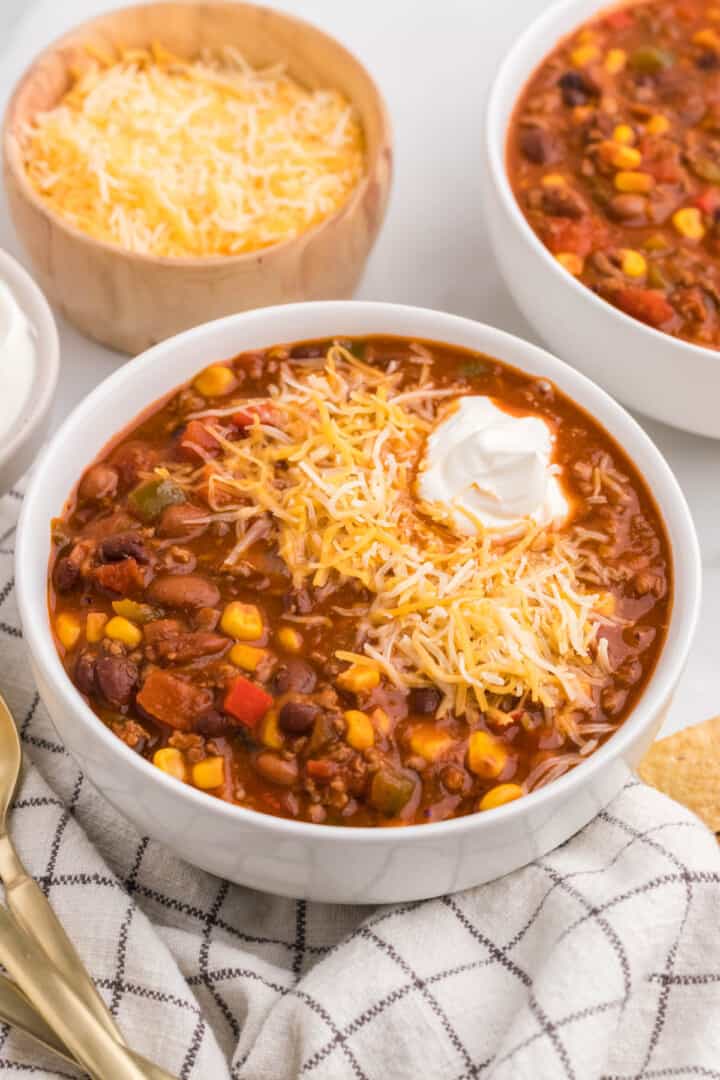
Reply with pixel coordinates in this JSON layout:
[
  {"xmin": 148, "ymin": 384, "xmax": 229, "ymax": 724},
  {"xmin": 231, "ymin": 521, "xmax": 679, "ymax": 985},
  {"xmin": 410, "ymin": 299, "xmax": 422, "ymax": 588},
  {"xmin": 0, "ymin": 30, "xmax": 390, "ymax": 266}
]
[{"xmin": 0, "ymin": 249, "xmax": 59, "ymax": 495}]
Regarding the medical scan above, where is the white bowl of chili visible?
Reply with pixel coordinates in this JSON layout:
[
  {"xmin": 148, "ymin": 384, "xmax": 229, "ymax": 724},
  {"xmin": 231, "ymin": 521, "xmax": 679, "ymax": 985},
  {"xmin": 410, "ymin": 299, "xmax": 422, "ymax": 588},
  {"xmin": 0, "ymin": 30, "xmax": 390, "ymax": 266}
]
[
  {"xmin": 16, "ymin": 301, "xmax": 700, "ymax": 903},
  {"xmin": 485, "ymin": 0, "xmax": 720, "ymax": 439}
]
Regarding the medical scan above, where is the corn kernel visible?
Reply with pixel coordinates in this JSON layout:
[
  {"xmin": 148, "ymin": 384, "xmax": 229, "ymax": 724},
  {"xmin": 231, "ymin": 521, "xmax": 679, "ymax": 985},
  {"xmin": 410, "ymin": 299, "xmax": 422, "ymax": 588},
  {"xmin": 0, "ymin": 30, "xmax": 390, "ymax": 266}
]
[
  {"xmin": 336, "ymin": 663, "xmax": 380, "ymax": 694},
  {"xmin": 193, "ymin": 364, "xmax": 236, "ymax": 398},
  {"xmin": 571, "ymin": 44, "xmax": 600, "ymax": 67},
  {"xmin": 467, "ymin": 731, "xmax": 508, "ymax": 779},
  {"xmin": 85, "ymin": 612, "xmax": 108, "ymax": 643},
  {"xmin": 604, "ymin": 47, "xmax": 627, "ymax": 74},
  {"xmin": 620, "ymin": 249, "xmax": 647, "ymax": 277},
  {"xmin": 104, "ymin": 616, "xmax": 143, "ymax": 648},
  {"xmin": 693, "ymin": 27, "xmax": 720, "ymax": 50},
  {"xmin": 409, "ymin": 726, "xmax": 455, "ymax": 762},
  {"xmin": 260, "ymin": 709, "xmax": 283, "ymax": 749},
  {"xmin": 371, "ymin": 707, "xmax": 391, "ymax": 736},
  {"xmin": 541, "ymin": 173, "xmax": 566, "ymax": 188},
  {"xmin": 153, "ymin": 748, "xmax": 187, "ymax": 782},
  {"xmin": 646, "ymin": 113, "xmax": 669, "ymax": 135},
  {"xmin": 277, "ymin": 626, "xmax": 303, "ymax": 653},
  {"xmin": 479, "ymin": 783, "xmax": 524, "ymax": 812},
  {"xmin": 614, "ymin": 171, "xmax": 653, "ymax": 193},
  {"xmin": 56, "ymin": 613, "xmax": 81, "ymax": 650},
  {"xmin": 672, "ymin": 206, "xmax": 706, "ymax": 240},
  {"xmin": 192, "ymin": 756, "xmax": 225, "ymax": 790},
  {"xmin": 221, "ymin": 601, "xmax": 263, "ymax": 641},
  {"xmin": 555, "ymin": 252, "xmax": 584, "ymax": 276},
  {"xmin": 607, "ymin": 144, "xmax": 642, "ymax": 169},
  {"xmin": 229, "ymin": 643, "xmax": 265, "ymax": 671},
  {"xmin": 612, "ymin": 123, "xmax": 635, "ymax": 145},
  {"xmin": 344, "ymin": 710, "xmax": 375, "ymax": 751}
]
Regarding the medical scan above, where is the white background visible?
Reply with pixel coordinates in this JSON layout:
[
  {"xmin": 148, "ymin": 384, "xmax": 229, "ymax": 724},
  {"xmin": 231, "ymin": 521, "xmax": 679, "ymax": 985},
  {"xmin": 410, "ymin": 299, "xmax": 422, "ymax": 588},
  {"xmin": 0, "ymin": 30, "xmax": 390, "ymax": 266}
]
[{"xmin": 1, "ymin": 0, "xmax": 718, "ymax": 737}]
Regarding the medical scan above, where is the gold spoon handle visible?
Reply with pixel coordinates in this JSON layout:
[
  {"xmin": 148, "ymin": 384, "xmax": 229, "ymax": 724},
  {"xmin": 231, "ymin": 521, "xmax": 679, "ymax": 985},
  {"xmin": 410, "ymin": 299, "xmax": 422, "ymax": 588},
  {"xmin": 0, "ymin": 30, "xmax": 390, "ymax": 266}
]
[
  {"xmin": 0, "ymin": 831, "xmax": 122, "ymax": 1036},
  {"xmin": 0, "ymin": 903, "xmax": 157, "ymax": 1080},
  {"xmin": 0, "ymin": 834, "xmax": 176, "ymax": 1080}
]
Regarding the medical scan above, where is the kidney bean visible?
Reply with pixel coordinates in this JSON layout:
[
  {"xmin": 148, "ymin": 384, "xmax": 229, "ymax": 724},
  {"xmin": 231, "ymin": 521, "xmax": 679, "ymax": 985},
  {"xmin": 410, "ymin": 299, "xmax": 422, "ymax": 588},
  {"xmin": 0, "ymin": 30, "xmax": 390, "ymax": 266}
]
[
  {"xmin": 519, "ymin": 127, "xmax": 560, "ymax": 165},
  {"xmin": 74, "ymin": 651, "xmax": 97, "ymax": 696},
  {"xmin": 272, "ymin": 659, "xmax": 317, "ymax": 695},
  {"xmin": 95, "ymin": 656, "xmax": 138, "ymax": 708},
  {"xmin": 408, "ymin": 687, "xmax": 441, "ymax": 716},
  {"xmin": 99, "ymin": 533, "xmax": 150, "ymax": 564},
  {"xmin": 253, "ymin": 751, "xmax": 299, "ymax": 787},
  {"xmin": 147, "ymin": 573, "xmax": 220, "ymax": 610},
  {"xmin": 278, "ymin": 700, "xmax": 318, "ymax": 734},
  {"xmin": 156, "ymin": 504, "xmax": 208, "ymax": 538},
  {"xmin": 78, "ymin": 464, "xmax": 119, "ymax": 502}
]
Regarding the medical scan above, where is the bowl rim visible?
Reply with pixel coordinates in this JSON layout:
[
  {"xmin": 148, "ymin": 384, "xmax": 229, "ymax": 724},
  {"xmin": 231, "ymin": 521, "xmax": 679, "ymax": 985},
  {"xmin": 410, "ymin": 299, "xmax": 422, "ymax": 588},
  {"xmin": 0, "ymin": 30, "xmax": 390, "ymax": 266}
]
[
  {"xmin": 16, "ymin": 300, "xmax": 702, "ymax": 845},
  {"xmin": 0, "ymin": 248, "xmax": 59, "ymax": 471},
  {"xmin": 2, "ymin": 0, "xmax": 391, "ymax": 270},
  {"xmin": 484, "ymin": 0, "xmax": 720, "ymax": 364}
]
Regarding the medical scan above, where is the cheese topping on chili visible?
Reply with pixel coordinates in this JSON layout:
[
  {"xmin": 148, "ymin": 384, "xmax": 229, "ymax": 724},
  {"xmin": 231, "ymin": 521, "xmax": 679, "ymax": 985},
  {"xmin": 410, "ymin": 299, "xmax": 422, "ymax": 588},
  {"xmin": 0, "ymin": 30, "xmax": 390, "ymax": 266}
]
[
  {"xmin": 175, "ymin": 346, "xmax": 616, "ymax": 725},
  {"xmin": 18, "ymin": 44, "xmax": 365, "ymax": 257}
]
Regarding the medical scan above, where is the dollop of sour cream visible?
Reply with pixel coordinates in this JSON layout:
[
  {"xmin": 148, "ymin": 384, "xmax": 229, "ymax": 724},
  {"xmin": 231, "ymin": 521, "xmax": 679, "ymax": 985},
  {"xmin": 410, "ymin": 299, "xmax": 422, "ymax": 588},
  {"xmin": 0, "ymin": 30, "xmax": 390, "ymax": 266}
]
[
  {"xmin": 0, "ymin": 280, "xmax": 37, "ymax": 446},
  {"xmin": 418, "ymin": 396, "xmax": 570, "ymax": 535}
]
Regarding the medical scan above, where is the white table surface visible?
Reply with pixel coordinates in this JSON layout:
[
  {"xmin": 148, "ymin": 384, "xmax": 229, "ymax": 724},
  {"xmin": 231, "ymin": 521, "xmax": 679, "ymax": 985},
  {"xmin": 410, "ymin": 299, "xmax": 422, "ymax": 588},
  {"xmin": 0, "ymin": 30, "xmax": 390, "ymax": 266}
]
[{"xmin": 1, "ymin": 0, "xmax": 718, "ymax": 739}]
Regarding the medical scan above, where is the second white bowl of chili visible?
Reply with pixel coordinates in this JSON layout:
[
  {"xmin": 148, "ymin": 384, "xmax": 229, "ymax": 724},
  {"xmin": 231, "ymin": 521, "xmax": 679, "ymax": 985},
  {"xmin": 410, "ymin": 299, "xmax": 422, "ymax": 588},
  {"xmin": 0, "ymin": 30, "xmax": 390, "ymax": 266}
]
[
  {"xmin": 16, "ymin": 301, "xmax": 699, "ymax": 902},
  {"xmin": 485, "ymin": 0, "xmax": 720, "ymax": 439}
]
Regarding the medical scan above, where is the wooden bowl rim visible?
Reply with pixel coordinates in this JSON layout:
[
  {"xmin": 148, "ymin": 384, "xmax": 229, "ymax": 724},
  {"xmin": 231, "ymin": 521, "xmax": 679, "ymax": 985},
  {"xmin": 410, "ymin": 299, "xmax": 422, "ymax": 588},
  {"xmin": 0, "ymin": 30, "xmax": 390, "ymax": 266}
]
[{"xmin": 2, "ymin": 0, "xmax": 392, "ymax": 269}]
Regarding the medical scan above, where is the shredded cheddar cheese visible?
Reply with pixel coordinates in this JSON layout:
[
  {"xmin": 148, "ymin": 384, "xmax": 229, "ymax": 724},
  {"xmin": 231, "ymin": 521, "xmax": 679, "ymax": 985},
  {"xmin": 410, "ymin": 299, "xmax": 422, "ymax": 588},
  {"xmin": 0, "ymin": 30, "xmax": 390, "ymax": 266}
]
[
  {"xmin": 167, "ymin": 346, "xmax": 622, "ymax": 731},
  {"xmin": 19, "ymin": 44, "xmax": 365, "ymax": 257}
]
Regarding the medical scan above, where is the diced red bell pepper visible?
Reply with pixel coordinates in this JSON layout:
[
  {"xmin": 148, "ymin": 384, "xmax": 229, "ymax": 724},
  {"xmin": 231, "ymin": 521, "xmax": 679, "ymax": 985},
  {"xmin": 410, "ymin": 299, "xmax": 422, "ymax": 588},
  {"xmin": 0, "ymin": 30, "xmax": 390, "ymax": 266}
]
[
  {"xmin": 178, "ymin": 420, "xmax": 221, "ymax": 463},
  {"xmin": 223, "ymin": 675, "xmax": 273, "ymax": 730},
  {"xmin": 694, "ymin": 188, "xmax": 720, "ymax": 216},
  {"xmin": 613, "ymin": 287, "xmax": 675, "ymax": 328}
]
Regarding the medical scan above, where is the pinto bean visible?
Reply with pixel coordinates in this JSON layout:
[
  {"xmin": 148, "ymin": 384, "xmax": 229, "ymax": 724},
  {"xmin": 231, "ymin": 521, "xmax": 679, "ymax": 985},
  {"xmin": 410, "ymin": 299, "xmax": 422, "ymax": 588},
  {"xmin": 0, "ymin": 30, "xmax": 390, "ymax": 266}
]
[
  {"xmin": 156, "ymin": 504, "xmax": 208, "ymax": 538},
  {"xmin": 99, "ymin": 533, "xmax": 150, "ymax": 564},
  {"xmin": 78, "ymin": 464, "xmax": 119, "ymax": 502},
  {"xmin": 147, "ymin": 573, "xmax": 220, "ymax": 610},
  {"xmin": 278, "ymin": 700, "xmax": 318, "ymax": 734},
  {"xmin": 95, "ymin": 656, "xmax": 138, "ymax": 708},
  {"xmin": 253, "ymin": 751, "xmax": 299, "ymax": 787},
  {"xmin": 272, "ymin": 659, "xmax": 317, "ymax": 695}
]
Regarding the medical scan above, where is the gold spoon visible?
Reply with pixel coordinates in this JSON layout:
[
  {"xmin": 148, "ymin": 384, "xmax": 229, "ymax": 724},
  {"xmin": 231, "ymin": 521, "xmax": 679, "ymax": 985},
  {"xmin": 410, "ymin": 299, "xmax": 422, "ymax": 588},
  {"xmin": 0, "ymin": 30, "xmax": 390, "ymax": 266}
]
[{"xmin": 0, "ymin": 692, "xmax": 176, "ymax": 1079}]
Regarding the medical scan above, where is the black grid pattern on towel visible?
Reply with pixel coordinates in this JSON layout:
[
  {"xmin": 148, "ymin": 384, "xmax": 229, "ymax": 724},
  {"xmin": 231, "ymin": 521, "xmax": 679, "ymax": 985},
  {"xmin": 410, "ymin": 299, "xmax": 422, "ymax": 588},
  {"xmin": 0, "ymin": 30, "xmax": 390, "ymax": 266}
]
[{"xmin": 1, "ymin": 486, "xmax": 720, "ymax": 1079}]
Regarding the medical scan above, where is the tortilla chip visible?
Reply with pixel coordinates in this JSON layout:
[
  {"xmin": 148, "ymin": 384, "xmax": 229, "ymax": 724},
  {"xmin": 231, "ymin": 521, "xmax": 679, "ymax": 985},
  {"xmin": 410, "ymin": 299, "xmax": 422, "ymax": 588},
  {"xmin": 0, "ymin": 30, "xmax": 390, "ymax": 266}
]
[{"xmin": 638, "ymin": 716, "xmax": 720, "ymax": 834}]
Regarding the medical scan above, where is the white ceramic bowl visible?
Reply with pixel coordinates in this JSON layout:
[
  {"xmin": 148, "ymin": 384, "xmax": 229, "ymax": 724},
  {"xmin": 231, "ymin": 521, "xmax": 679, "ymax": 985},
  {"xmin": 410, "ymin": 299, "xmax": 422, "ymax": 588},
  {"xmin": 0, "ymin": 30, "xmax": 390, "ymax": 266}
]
[
  {"xmin": 484, "ymin": 0, "xmax": 720, "ymax": 440},
  {"xmin": 0, "ymin": 249, "xmax": 59, "ymax": 494},
  {"xmin": 15, "ymin": 301, "xmax": 700, "ymax": 903}
]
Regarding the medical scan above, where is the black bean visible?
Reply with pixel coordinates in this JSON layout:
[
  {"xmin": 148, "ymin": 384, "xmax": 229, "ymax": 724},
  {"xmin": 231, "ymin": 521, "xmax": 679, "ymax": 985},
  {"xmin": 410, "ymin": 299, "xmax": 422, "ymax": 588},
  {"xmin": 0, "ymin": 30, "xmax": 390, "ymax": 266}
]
[
  {"xmin": 278, "ymin": 701, "xmax": 318, "ymax": 734},
  {"xmin": 54, "ymin": 557, "xmax": 80, "ymax": 593},
  {"xmin": 95, "ymin": 656, "xmax": 138, "ymax": 708},
  {"xmin": 408, "ymin": 687, "xmax": 441, "ymax": 716},
  {"xmin": 272, "ymin": 660, "xmax": 317, "ymax": 695},
  {"xmin": 99, "ymin": 533, "xmax": 150, "ymax": 564}
]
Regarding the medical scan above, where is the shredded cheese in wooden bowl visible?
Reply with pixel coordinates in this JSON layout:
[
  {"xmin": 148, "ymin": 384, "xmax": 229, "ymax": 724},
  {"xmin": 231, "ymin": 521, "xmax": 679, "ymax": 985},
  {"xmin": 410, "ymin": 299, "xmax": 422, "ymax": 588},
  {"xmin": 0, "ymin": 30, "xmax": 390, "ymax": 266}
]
[{"xmin": 19, "ymin": 43, "xmax": 365, "ymax": 258}]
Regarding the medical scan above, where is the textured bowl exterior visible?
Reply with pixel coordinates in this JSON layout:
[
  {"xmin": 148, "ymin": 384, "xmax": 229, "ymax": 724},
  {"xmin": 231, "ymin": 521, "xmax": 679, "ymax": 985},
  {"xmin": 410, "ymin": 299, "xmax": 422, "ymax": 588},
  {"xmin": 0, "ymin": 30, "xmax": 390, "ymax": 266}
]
[
  {"xmin": 484, "ymin": 0, "xmax": 720, "ymax": 439},
  {"xmin": 16, "ymin": 301, "xmax": 701, "ymax": 903},
  {"xmin": 3, "ymin": 2, "xmax": 392, "ymax": 355}
]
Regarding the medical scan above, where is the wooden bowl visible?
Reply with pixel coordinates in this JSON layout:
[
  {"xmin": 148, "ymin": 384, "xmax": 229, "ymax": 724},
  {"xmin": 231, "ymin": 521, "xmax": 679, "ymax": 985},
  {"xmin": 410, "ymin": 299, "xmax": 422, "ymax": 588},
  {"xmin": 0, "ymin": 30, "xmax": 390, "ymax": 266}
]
[{"xmin": 3, "ymin": 2, "xmax": 392, "ymax": 355}]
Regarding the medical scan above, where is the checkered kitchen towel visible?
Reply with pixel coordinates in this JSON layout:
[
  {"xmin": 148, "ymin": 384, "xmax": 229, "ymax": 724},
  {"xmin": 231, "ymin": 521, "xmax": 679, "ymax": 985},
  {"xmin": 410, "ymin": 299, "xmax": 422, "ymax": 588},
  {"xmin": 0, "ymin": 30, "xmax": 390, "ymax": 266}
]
[{"xmin": 1, "ymin": 487, "xmax": 720, "ymax": 1080}]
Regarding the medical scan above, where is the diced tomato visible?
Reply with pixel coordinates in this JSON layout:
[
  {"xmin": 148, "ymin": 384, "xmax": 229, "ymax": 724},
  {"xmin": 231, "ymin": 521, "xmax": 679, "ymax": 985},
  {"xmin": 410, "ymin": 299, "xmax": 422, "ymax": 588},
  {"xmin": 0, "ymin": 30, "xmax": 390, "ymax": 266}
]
[
  {"xmin": 694, "ymin": 188, "xmax": 720, "ymax": 216},
  {"xmin": 613, "ymin": 287, "xmax": 675, "ymax": 328},
  {"xmin": 223, "ymin": 675, "xmax": 273, "ymax": 730},
  {"xmin": 92, "ymin": 557, "xmax": 145, "ymax": 596},
  {"xmin": 541, "ymin": 216, "xmax": 606, "ymax": 257},
  {"xmin": 306, "ymin": 759, "xmax": 338, "ymax": 782},
  {"xmin": 604, "ymin": 9, "xmax": 634, "ymax": 29},
  {"xmin": 178, "ymin": 420, "xmax": 221, "ymax": 462},
  {"xmin": 137, "ymin": 670, "xmax": 214, "ymax": 731}
]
